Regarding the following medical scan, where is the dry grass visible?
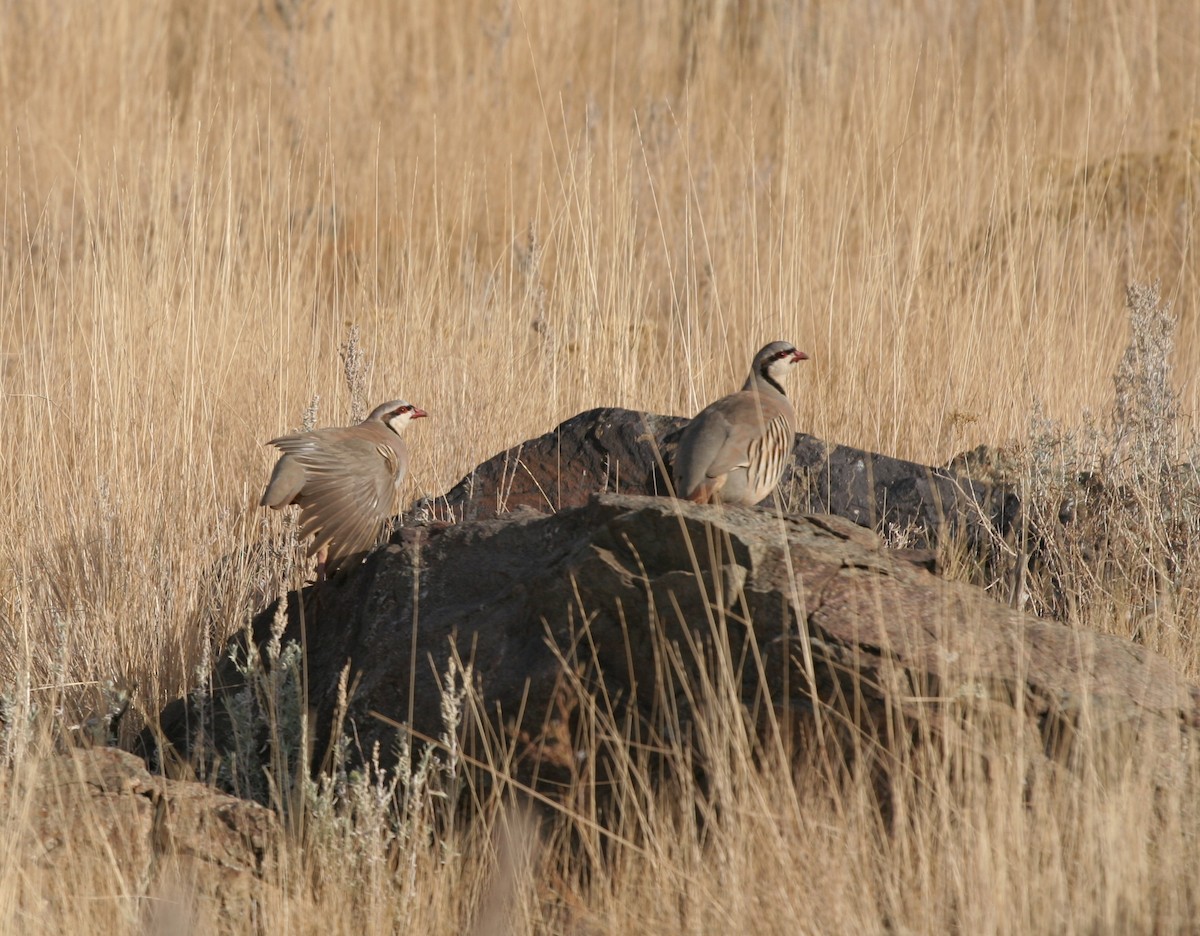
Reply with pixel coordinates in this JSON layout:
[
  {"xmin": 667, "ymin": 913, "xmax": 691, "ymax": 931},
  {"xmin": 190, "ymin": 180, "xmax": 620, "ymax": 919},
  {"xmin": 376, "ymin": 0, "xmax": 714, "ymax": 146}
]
[{"xmin": 2, "ymin": 0, "xmax": 1200, "ymax": 932}]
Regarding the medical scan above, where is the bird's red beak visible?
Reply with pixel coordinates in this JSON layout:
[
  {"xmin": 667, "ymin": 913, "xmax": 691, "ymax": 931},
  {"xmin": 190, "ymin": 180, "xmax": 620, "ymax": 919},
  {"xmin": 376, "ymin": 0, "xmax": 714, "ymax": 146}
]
[
  {"xmin": 793, "ymin": 350, "xmax": 810, "ymax": 362},
  {"xmin": 412, "ymin": 407, "xmax": 429, "ymax": 419}
]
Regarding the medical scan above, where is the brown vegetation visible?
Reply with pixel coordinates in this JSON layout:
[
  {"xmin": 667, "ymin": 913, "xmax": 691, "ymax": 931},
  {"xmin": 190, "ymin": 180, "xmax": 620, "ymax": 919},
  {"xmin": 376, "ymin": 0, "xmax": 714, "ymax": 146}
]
[{"xmin": 3, "ymin": 0, "xmax": 1200, "ymax": 932}]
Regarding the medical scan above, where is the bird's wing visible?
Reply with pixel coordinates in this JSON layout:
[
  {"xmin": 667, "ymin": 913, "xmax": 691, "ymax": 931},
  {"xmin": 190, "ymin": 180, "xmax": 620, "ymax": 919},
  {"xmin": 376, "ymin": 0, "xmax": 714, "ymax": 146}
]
[
  {"xmin": 686, "ymin": 392, "xmax": 793, "ymax": 479},
  {"xmin": 674, "ymin": 407, "xmax": 732, "ymax": 497},
  {"xmin": 260, "ymin": 451, "xmax": 307, "ymax": 507},
  {"xmin": 271, "ymin": 429, "xmax": 407, "ymax": 566}
]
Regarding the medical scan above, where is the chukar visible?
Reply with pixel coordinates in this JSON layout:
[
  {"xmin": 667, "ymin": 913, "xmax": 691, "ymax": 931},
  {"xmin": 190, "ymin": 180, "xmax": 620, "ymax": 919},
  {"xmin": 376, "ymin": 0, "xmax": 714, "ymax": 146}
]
[
  {"xmin": 261, "ymin": 399, "xmax": 427, "ymax": 573},
  {"xmin": 673, "ymin": 341, "xmax": 809, "ymax": 506}
]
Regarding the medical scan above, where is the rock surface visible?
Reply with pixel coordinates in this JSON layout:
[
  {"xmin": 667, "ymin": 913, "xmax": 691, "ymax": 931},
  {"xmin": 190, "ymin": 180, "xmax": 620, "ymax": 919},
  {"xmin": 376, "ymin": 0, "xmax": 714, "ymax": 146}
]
[
  {"xmin": 151, "ymin": 493, "xmax": 1198, "ymax": 803},
  {"xmin": 16, "ymin": 748, "xmax": 279, "ymax": 925},
  {"xmin": 421, "ymin": 406, "xmax": 1021, "ymax": 559}
]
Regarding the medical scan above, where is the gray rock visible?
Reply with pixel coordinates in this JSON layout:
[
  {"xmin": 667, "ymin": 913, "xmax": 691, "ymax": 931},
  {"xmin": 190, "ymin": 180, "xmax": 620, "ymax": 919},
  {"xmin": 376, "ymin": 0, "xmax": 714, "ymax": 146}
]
[
  {"xmin": 418, "ymin": 407, "xmax": 1021, "ymax": 559},
  {"xmin": 150, "ymin": 493, "xmax": 1198, "ymax": 806}
]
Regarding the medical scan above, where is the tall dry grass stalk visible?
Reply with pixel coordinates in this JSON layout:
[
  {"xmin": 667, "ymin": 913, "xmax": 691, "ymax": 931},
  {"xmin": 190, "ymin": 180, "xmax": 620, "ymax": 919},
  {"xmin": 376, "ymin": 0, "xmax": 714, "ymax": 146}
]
[{"xmin": 1, "ymin": 0, "xmax": 1199, "ymax": 932}]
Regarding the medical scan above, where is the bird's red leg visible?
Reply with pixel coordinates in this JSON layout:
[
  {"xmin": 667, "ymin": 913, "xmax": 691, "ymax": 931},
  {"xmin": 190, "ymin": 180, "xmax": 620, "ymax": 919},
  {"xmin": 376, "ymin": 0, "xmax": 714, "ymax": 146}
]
[{"xmin": 688, "ymin": 476, "xmax": 724, "ymax": 504}]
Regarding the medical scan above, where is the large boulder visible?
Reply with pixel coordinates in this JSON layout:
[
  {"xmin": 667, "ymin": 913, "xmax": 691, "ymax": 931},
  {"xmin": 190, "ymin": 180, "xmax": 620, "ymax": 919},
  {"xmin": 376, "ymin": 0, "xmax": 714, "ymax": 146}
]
[
  {"xmin": 421, "ymin": 407, "xmax": 1021, "ymax": 558},
  {"xmin": 150, "ymin": 493, "xmax": 1198, "ymax": 804}
]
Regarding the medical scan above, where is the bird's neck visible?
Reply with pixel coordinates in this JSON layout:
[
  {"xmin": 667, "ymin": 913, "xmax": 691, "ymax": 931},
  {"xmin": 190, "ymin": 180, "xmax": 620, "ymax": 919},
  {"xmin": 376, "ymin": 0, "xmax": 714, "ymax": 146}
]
[{"xmin": 745, "ymin": 368, "xmax": 787, "ymax": 399}]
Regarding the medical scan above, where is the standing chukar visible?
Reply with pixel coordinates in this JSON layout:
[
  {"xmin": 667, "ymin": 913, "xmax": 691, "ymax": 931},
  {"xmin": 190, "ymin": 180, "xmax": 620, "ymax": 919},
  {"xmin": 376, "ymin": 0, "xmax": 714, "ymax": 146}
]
[
  {"xmin": 673, "ymin": 341, "xmax": 809, "ymax": 506},
  {"xmin": 261, "ymin": 399, "xmax": 427, "ymax": 573}
]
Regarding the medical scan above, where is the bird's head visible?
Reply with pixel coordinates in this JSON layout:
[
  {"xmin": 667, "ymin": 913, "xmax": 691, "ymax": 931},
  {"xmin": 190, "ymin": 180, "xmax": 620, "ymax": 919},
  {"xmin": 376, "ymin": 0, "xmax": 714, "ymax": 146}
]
[
  {"xmin": 369, "ymin": 399, "xmax": 428, "ymax": 435},
  {"xmin": 754, "ymin": 341, "xmax": 809, "ymax": 384}
]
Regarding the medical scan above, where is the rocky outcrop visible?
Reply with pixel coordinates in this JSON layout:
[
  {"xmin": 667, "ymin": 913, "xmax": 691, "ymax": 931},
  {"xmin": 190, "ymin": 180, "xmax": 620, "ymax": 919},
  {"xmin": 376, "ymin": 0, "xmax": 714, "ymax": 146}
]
[
  {"xmin": 419, "ymin": 407, "xmax": 1021, "ymax": 559},
  {"xmin": 151, "ymin": 493, "xmax": 1198, "ymax": 805},
  {"xmin": 18, "ymin": 748, "xmax": 279, "ymax": 925}
]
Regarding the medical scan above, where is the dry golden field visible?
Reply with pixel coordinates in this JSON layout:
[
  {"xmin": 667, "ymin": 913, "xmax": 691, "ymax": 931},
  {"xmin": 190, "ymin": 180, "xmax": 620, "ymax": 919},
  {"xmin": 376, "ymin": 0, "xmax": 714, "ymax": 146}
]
[{"xmin": 3, "ymin": 0, "xmax": 1200, "ymax": 932}]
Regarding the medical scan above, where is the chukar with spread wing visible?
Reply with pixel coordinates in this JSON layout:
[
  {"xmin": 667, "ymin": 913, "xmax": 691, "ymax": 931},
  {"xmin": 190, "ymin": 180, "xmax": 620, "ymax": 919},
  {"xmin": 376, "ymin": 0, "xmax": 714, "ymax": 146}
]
[
  {"xmin": 261, "ymin": 399, "xmax": 427, "ymax": 573},
  {"xmin": 673, "ymin": 341, "xmax": 809, "ymax": 506}
]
